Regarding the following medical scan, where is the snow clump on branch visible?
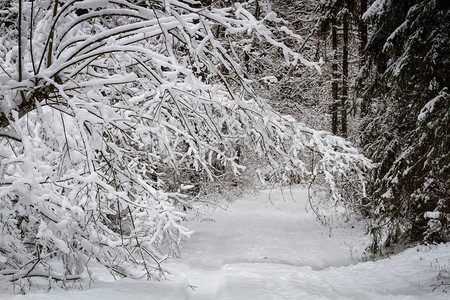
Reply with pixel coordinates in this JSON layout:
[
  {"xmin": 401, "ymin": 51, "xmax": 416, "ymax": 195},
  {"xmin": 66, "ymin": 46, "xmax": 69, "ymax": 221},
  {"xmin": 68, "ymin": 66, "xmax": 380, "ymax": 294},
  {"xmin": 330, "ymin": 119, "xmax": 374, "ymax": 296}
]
[{"xmin": 0, "ymin": 0, "xmax": 371, "ymax": 291}]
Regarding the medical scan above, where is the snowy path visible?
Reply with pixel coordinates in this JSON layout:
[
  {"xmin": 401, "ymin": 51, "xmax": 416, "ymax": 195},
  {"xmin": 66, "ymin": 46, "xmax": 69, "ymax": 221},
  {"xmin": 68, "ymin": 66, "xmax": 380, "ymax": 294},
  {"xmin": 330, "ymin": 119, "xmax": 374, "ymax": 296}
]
[
  {"xmin": 168, "ymin": 189, "xmax": 357, "ymax": 299},
  {"xmin": 2, "ymin": 188, "xmax": 449, "ymax": 299}
]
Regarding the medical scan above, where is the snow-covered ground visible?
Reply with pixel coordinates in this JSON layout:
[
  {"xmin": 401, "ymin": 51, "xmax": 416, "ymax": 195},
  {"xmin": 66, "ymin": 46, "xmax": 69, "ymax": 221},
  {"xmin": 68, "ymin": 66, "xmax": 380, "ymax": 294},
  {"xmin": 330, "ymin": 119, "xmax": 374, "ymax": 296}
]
[{"xmin": 2, "ymin": 188, "xmax": 449, "ymax": 299}]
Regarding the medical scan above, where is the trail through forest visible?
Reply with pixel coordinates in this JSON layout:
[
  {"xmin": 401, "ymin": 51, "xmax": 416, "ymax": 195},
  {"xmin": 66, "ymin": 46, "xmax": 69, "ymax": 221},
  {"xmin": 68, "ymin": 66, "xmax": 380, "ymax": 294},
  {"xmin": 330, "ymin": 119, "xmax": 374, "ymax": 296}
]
[{"xmin": 2, "ymin": 188, "xmax": 448, "ymax": 299}]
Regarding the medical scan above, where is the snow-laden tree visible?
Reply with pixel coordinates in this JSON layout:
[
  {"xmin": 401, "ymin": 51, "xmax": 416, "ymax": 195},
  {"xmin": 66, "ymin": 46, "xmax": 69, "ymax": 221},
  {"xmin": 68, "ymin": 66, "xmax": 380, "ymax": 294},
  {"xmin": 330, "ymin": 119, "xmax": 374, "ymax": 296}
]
[
  {"xmin": 242, "ymin": 0, "xmax": 332, "ymax": 131},
  {"xmin": 0, "ymin": 0, "xmax": 371, "ymax": 290},
  {"xmin": 359, "ymin": 0, "xmax": 449, "ymax": 252}
]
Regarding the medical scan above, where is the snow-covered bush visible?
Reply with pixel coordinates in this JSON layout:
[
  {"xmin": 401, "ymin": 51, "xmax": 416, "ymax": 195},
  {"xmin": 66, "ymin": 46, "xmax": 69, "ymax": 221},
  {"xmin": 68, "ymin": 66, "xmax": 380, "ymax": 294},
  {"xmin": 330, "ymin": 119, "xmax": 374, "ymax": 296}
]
[{"xmin": 0, "ymin": 0, "xmax": 371, "ymax": 290}]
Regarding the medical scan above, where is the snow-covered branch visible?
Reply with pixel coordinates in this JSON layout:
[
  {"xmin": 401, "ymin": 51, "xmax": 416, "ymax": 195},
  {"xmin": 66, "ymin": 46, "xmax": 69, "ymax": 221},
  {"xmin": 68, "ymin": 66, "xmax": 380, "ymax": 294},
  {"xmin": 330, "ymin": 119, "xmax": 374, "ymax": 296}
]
[{"xmin": 0, "ymin": 0, "xmax": 371, "ymax": 290}]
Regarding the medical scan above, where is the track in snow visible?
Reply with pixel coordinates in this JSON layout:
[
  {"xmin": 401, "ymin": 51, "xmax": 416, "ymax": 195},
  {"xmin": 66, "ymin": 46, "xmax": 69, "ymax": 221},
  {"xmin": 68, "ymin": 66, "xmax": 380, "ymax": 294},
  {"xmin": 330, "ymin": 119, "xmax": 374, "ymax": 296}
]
[
  {"xmin": 167, "ymin": 188, "xmax": 356, "ymax": 299},
  {"xmin": 157, "ymin": 188, "xmax": 448, "ymax": 300},
  {"xmin": 2, "ymin": 188, "xmax": 448, "ymax": 300}
]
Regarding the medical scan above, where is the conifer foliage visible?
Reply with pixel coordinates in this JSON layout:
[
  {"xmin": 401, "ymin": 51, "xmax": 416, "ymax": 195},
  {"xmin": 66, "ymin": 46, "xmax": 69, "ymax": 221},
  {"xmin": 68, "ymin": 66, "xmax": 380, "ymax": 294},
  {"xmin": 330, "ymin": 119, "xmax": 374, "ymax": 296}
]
[
  {"xmin": 0, "ymin": 0, "xmax": 370, "ymax": 289},
  {"xmin": 359, "ymin": 0, "xmax": 450, "ymax": 250}
]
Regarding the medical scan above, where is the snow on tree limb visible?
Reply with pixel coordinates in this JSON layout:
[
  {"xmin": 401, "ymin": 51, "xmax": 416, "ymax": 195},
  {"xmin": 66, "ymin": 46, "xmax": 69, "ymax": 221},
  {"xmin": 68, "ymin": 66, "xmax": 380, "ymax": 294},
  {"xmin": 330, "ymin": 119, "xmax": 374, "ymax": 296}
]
[{"xmin": 0, "ymin": 0, "xmax": 371, "ymax": 289}]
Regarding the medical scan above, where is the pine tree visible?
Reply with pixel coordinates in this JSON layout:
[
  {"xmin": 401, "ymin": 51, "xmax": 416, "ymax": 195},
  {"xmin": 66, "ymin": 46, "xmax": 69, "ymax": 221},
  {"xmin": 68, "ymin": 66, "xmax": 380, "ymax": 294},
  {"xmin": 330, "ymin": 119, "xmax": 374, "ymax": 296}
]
[{"xmin": 359, "ymin": 0, "xmax": 450, "ymax": 251}]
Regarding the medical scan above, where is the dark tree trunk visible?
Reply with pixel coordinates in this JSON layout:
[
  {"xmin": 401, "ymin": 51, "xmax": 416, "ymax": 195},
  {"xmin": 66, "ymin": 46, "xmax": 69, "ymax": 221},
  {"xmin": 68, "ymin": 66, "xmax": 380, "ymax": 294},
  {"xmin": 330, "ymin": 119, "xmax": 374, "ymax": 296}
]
[
  {"xmin": 359, "ymin": 0, "xmax": 369, "ymax": 116},
  {"xmin": 331, "ymin": 16, "xmax": 339, "ymax": 135},
  {"xmin": 341, "ymin": 3, "xmax": 349, "ymax": 137},
  {"xmin": 359, "ymin": 0, "xmax": 368, "ymax": 64}
]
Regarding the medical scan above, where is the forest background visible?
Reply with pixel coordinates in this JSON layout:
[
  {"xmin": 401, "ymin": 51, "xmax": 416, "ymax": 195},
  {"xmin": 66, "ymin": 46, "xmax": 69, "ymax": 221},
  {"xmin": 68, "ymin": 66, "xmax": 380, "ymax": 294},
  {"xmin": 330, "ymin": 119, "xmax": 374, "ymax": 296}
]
[{"xmin": 0, "ymin": 0, "xmax": 448, "ymax": 291}]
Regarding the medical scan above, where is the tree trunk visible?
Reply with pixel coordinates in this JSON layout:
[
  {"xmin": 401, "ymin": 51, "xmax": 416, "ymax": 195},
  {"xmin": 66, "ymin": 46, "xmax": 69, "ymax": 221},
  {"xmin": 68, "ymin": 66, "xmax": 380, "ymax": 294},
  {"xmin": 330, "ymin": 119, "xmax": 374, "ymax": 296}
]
[
  {"xmin": 359, "ymin": 0, "xmax": 369, "ymax": 116},
  {"xmin": 341, "ymin": 4, "xmax": 349, "ymax": 137},
  {"xmin": 359, "ymin": 0, "xmax": 368, "ymax": 62},
  {"xmin": 331, "ymin": 16, "xmax": 339, "ymax": 135}
]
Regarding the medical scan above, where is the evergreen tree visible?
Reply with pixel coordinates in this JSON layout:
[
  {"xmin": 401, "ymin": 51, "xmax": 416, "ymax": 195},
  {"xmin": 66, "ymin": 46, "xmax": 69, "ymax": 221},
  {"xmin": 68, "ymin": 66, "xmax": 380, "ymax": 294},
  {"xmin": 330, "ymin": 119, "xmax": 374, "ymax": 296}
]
[{"xmin": 359, "ymin": 0, "xmax": 450, "ymax": 251}]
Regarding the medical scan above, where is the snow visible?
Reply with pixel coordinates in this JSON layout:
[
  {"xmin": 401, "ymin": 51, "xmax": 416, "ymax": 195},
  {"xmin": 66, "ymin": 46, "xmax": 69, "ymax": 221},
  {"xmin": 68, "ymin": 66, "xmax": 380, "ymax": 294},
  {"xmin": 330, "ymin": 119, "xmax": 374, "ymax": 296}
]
[
  {"xmin": 362, "ymin": 0, "xmax": 388, "ymax": 21},
  {"xmin": 1, "ymin": 187, "xmax": 449, "ymax": 299},
  {"xmin": 418, "ymin": 91, "xmax": 446, "ymax": 122},
  {"xmin": 424, "ymin": 211, "xmax": 441, "ymax": 219}
]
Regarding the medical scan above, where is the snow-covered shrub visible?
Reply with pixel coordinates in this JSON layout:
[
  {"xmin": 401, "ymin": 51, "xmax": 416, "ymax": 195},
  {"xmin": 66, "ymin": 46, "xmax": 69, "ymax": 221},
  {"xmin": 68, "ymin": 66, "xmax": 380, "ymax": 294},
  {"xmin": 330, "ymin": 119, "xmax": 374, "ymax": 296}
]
[{"xmin": 0, "ymin": 0, "xmax": 371, "ymax": 290}]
